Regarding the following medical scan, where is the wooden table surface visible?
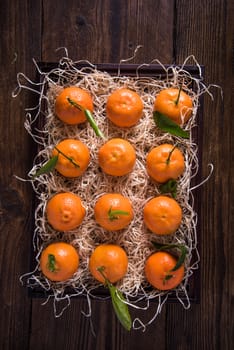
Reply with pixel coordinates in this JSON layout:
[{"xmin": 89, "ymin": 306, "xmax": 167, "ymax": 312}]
[{"xmin": 0, "ymin": 1, "xmax": 233, "ymax": 349}]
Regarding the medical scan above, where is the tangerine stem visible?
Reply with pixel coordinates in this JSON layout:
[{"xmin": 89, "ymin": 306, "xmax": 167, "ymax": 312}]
[
  {"xmin": 166, "ymin": 144, "xmax": 177, "ymax": 165},
  {"xmin": 97, "ymin": 266, "xmax": 109, "ymax": 286},
  {"xmin": 54, "ymin": 146, "xmax": 80, "ymax": 168},
  {"xmin": 175, "ymin": 85, "xmax": 183, "ymax": 105},
  {"xmin": 108, "ymin": 206, "xmax": 130, "ymax": 221}
]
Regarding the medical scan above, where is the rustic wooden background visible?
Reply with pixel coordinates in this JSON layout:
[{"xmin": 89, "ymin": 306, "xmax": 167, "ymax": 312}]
[{"xmin": 0, "ymin": 1, "xmax": 233, "ymax": 349}]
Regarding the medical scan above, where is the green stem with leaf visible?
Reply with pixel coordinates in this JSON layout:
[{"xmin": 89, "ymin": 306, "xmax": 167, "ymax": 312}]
[
  {"xmin": 97, "ymin": 266, "xmax": 132, "ymax": 331},
  {"xmin": 108, "ymin": 206, "xmax": 130, "ymax": 222},
  {"xmin": 67, "ymin": 97, "xmax": 106, "ymax": 140},
  {"xmin": 32, "ymin": 145, "xmax": 80, "ymax": 178}
]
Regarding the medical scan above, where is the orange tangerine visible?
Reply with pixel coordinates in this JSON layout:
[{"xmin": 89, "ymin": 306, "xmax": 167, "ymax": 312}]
[
  {"xmin": 89, "ymin": 244, "xmax": 128, "ymax": 284},
  {"xmin": 52, "ymin": 139, "xmax": 90, "ymax": 178},
  {"xmin": 40, "ymin": 242, "xmax": 79, "ymax": 282},
  {"xmin": 143, "ymin": 195, "xmax": 182, "ymax": 235},
  {"xmin": 98, "ymin": 138, "xmax": 136, "ymax": 176},
  {"xmin": 94, "ymin": 193, "xmax": 134, "ymax": 231},
  {"xmin": 46, "ymin": 192, "xmax": 85, "ymax": 231},
  {"xmin": 55, "ymin": 86, "xmax": 94, "ymax": 125},
  {"xmin": 145, "ymin": 251, "xmax": 185, "ymax": 290},
  {"xmin": 106, "ymin": 88, "xmax": 143, "ymax": 127},
  {"xmin": 146, "ymin": 143, "xmax": 185, "ymax": 183},
  {"xmin": 154, "ymin": 88, "xmax": 193, "ymax": 125}
]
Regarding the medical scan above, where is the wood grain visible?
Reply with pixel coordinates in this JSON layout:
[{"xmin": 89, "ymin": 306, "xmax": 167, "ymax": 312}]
[
  {"xmin": 29, "ymin": 297, "xmax": 167, "ymax": 350},
  {"xmin": 41, "ymin": 0, "xmax": 174, "ymax": 63},
  {"xmin": 0, "ymin": 0, "xmax": 233, "ymax": 349},
  {"xmin": 166, "ymin": 1, "xmax": 234, "ymax": 349},
  {"xmin": 0, "ymin": 1, "xmax": 41, "ymax": 349}
]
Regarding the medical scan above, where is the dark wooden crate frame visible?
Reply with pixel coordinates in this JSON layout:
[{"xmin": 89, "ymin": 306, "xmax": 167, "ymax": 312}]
[{"xmin": 29, "ymin": 62, "xmax": 204, "ymax": 304}]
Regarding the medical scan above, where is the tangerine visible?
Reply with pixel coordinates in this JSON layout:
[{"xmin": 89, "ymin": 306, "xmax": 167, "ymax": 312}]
[
  {"xmin": 89, "ymin": 244, "xmax": 128, "ymax": 284},
  {"xmin": 46, "ymin": 192, "xmax": 85, "ymax": 231},
  {"xmin": 98, "ymin": 138, "xmax": 136, "ymax": 176},
  {"xmin": 154, "ymin": 88, "xmax": 193, "ymax": 125},
  {"xmin": 52, "ymin": 139, "xmax": 90, "ymax": 178},
  {"xmin": 146, "ymin": 143, "xmax": 185, "ymax": 183},
  {"xmin": 94, "ymin": 193, "xmax": 134, "ymax": 231},
  {"xmin": 55, "ymin": 86, "xmax": 94, "ymax": 125},
  {"xmin": 145, "ymin": 251, "xmax": 184, "ymax": 290},
  {"xmin": 143, "ymin": 195, "xmax": 182, "ymax": 235},
  {"xmin": 106, "ymin": 88, "xmax": 143, "ymax": 127},
  {"xmin": 40, "ymin": 242, "xmax": 79, "ymax": 282}
]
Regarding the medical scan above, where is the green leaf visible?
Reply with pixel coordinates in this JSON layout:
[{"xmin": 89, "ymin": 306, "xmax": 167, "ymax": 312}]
[
  {"xmin": 97, "ymin": 266, "xmax": 132, "ymax": 331},
  {"xmin": 84, "ymin": 109, "xmax": 106, "ymax": 139},
  {"xmin": 67, "ymin": 97, "xmax": 106, "ymax": 139},
  {"xmin": 151, "ymin": 242, "xmax": 188, "ymax": 271},
  {"xmin": 32, "ymin": 155, "xmax": 58, "ymax": 178},
  {"xmin": 159, "ymin": 179, "xmax": 177, "ymax": 198},
  {"xmin": 151, "ymin": 241, "xmax": 166, "ymax": 250},
  {"xmin": 153, "ymin": 111, "xmax": 189, "ymax": 139},
  {"xmin": 109, "ymin": 284, "xmax": 132, "ymax": 331},
  {"xmin": 171, "ymin": 245, "xmax": 188, "ymax": 271}
]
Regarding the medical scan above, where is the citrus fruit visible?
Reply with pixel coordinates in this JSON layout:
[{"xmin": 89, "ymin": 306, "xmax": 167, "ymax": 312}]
[
  {"xmin": 146, "ymin": 143, "xmax": 185, "ymax": 183},
  {"xmin": 143, "ymin": 195, "xmax": 182, "ymax": 235},
  {"xmin": 153, "ymin": 88, "xmax": 193, "ymax": 125},
  {"xmin": 89, "ymin": 244, "xmax": 128, "ymax": 284},
  {"xmin": 52, "ymin": 139, "xmax": 90, "ymax": 178},
  {"xmin": 94, "ymin": 193, "xmax": 134, "ymax": 231},
  {"xmin": 106, "ymin": 87, "xmax": 143, "ymax": 127},
  {"xmin": 145, "ymin": 251, "xmax": 184, "ymax": 290},
  {"xmin": 55, "ymin": 86, "xmax": 94, "ymax": 125},
  {"xmin": 46, "ymin": 192, "xmax": 85, "ymax": 231},
  {"xmin": 98, "ymin": 138, "xmax": 136, "ymax": 176},
  {"xmin": 40, "ymin": 242, "xmax": 79, "ymax": 282}
]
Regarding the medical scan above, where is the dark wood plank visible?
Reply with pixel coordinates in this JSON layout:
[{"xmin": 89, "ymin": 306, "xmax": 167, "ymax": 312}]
[
  {"xmin": 166, "ymin": 1, "xmax": 234, "ymax": 349},
  {"xmin": 126, "ymin": 304, "xmax": 166, "ymax": 350},
  {"xmin": 41, "ymin": 0, "xmax": 174, "ymax": 63},
  {"xmin": 29, "ymin": 297, "xmax": 166, "ymax": 350},
  {"xmin": 29, "ymin": 299, "xmax": 114, "ymax": 350},
  {"xmin": 0, "ymin": 1, "xmax": 42, "ymax": 349}
]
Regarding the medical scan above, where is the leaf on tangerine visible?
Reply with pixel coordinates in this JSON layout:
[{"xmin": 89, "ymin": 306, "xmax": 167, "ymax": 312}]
[
  {"xmin": 153, "ymin": 111, "xmax": 189, "ymax": 139},
  {"xmin": 32, "ymin": 155, "xmax": 58, "ymax": 178}
]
